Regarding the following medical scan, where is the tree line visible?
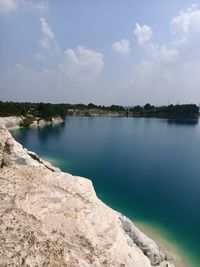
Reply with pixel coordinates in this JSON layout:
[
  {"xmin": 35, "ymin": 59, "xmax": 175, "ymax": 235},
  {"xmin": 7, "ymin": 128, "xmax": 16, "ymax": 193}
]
[
  {"xmin": 0, "ymin": 102, "xmax": 66, "ymax": 119},
  {"xmin": 129, "ymin": 103, "xmax": 199, "ymax": 117},
  {"xmin": 0, "ymin": 101, "xmax": 126, "ymax": 118},
  {"xmin": 0, "ymin": 101, "xmax": 199, "ymax": 118}
]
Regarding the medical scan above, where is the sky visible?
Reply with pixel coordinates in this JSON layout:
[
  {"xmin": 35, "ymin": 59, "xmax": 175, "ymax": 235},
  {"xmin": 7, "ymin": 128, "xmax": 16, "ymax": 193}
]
[{"xmin": 1, "ymin": 0, "xmax": 200, "ymax": 105}]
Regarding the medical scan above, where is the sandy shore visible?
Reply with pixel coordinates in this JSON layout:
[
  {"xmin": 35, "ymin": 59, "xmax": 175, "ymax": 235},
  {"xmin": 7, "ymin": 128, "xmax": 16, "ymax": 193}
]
[{"xmin": 135, "ymin": 221, "xmax": 192, "ymax": 267}]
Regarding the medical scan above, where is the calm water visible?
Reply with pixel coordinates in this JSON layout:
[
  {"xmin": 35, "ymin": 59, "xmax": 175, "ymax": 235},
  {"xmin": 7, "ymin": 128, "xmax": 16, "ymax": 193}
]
[{"xmin": 12, "ymin": 117, "xmax": 200, "ymax": 266}]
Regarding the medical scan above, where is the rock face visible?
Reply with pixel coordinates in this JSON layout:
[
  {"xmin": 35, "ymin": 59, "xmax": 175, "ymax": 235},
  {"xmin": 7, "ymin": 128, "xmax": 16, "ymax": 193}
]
[
  {"xmin": 2, "ymin": 116, "xmax": 24, "ymax": 130},
  {"xmin": 2, "ymin": 116, "xmax": 64, "ymax": 130},
  {"xmin": 0, "ymin": 118, "xmax": 174, "ymax": 267},
  {"xmin": 30, "ymin": 116, "xmax": 64, "ymax": 128}
]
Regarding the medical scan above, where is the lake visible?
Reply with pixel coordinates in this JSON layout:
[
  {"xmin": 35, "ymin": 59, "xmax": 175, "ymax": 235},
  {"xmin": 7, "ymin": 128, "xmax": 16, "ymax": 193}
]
[{"xmin": 11, "ymin": 116, "xmax": 200, "ymax": 267}]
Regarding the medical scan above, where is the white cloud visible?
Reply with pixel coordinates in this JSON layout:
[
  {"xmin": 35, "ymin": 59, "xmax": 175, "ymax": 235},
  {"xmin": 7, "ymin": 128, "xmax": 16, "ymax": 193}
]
[
  {"xmin": 34, "ymin": 52, "xmax": 47, "ymax": 60},
  {"xmin": 63, "ymin": 49, "xmax": 79, "ymax": 65},
  {"xmin": 39, "ymin": 38, "xmax": 50, "ymax": 49},
  {"xmin": 39, "ymin": 17, "xmax": 56, "ymax": 50},
  {"xmin": 21, "ymin": 0, "xmax": 48, "ymax": 13},
  {"xmin": 112, "ymin": 39, "xmax": 130, "ymax": 54},
  {"xmin": 154, "ymin": 46, "xmax": 178, "ymax": 63},
  {"xmin": 129, "ymin": 60, "xmax": 159, "ymax": 88},
  {"xmin": 0, "ymin": 64, "xmax": 63, "ymax": 102},
  {"xmin": 146, "ymin": 43, "xmax": 179, "ymax": 63},
  {"xmin": 128, "ymin": 57, "xmax": 200, "ymax": 105},
  {"xmin": 134, "ymin": 22, "xmax": 178, "ymax": 63},
  {"xmin": 134, "ymin": 23, "xmax": 153, "ymax": 44},
  {"xmin": 0, "ymin": 0, "xmax": 48, "ymax": 15},
  {"xmin": 0, "ymin": 60, "xmax": 105, "ymax": 104},
  {"xmin": 40, "ymin": 16, "xmax": 54, "ymax": 39},
  {"xmin": 171, "ymin": 5, "xmax": 200, "ymax": 34},
  {"xmin": 0, "ymin": 0, "xmax": 17, "ymax": 14},
  {"xmin": 60, "ymin": 46, "xmax": 104, "ymax": 81}
]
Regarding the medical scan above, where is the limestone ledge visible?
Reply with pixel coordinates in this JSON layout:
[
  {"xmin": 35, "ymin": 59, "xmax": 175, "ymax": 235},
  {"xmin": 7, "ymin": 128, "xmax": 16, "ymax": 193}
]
[
  {"xmin": 0, "ymin": 118, "xmax": 174, "ymax": 267},
  {"xmin": 30, "ymin": 116, "xmax": 64, "ymax": 128},
  {"xmin": 2, "ymin": 116, "xmax": 64, "ymax": 130}
]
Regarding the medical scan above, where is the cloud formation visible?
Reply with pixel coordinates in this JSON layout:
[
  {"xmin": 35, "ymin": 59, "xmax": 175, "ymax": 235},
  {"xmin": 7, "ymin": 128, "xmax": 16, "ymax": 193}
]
[
  {"xmin": 171, "ymin": 5, "xmax": 200, "ymax": 34},
  {"xmin": 112, "ymin": 39, "xmax": 130, "ymax": 54},
  {"xmin": 60, "ymin": 46, "xmax": 104, "ymax": 81},
  {"xmin": 40, "ymin": 17, "xmax": 54, "ymax": 39},
  {"xmin": 0, "ymin": 0, "xmax": 17, "ymax": 14},
  {"xmin": 0, "ymin": 45, "xmax": 105, "ymax": 103},
  {"xmin": 34, "ymin": 52, "xmax": 47, "ymax": 60},
  {"xmin": 0, "ymin": 0, "xmax": 48, "ymax": 15},
  {"xmin": 1, "ymin": 2, "xmax": 200, "ymax": 105},
  {"xmin": 146, "ymin": 43, "xmax": 178, "ymax": 63},
  {"xmin": 39, "ymin": 17, "xmax": 55, "ymax": 49},
  {"xmin": 22, "ymin": 0, "xmax": 48, "ymax": 13},
  {"xmin": 129, "ymin": 6, "xmax": 200, "ymax": 104},
  {"xmin": 134, "ymin": 23, "xmax": 153, "ymax": 44},
  {"xmin": 134, "ymin": 23, "xmax": 178, "ymax": 64}
]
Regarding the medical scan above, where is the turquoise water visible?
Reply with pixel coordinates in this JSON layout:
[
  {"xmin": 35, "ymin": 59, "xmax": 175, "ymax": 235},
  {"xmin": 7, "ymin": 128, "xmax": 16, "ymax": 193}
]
[{"xmin": 12, "ymin": 117, "xmax": 200, "ymax": 266}]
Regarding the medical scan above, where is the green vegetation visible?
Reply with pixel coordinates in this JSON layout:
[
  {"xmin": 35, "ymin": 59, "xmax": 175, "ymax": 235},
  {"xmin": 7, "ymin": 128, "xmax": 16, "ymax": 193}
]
[
  {"xmin": 0, "ymin": 101, "xmax": 66, "ymax": 119},
  {"xmin": 19, "ymin": 116, "xmax": 35, "ymax": 127},
  {"xmin": 129, "ymin": 103, "xmax": 199, "ymax": 117},
  {"xmin": 37, "ymin": 103, "xmax": 66, "ymax": 120},
  {"xmin": 0, "ymin": 101, "xmax": 199, "ymax": 118},
  {"xmin": 0, "ymin": 101, "xmax": 32, "ymax": 117}
]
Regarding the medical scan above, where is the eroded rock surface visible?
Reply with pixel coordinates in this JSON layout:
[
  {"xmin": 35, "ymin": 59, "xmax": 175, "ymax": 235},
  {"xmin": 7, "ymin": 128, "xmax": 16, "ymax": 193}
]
[
  {"xmin": 30, "ymin": 116, "xmax": 64, "ymax": 128},
  {"xmin": 0, "ymin": 118, "xmax": 174, "ymax": 267},
  {"xmin": 2, "ymin": 116, "xmax": 24, "ymax": 130},
  {"xmin": 2, "ymin": 116, "xmax": 64, "ymax": 130}
]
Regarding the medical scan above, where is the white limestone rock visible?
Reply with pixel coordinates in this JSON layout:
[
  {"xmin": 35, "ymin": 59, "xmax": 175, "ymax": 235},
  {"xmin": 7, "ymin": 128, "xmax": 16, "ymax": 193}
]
[
  {"xmin": 2, "ymin": 116, "xmax": 24, "ymax": 130},
  {"xmin": 29, "ymin": 116, "xmax": 64, "ymax": 127},
  {"xmin": 0, "ymin": 118, "xmax": 174, "ymax": 267},
  {"xmin": 52, "ymin": 116, "xmax": 64, "ymax": 124},
  {"xmin": 2, "ymin": 116, "xmax": 64, "ymax": 129}
]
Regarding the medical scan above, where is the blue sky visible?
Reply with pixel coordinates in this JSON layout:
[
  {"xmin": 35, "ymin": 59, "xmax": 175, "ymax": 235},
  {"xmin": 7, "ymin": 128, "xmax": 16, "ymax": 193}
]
[{"xmin": 1, "ymin": 0, "xmax": 200, "ymax": 105}]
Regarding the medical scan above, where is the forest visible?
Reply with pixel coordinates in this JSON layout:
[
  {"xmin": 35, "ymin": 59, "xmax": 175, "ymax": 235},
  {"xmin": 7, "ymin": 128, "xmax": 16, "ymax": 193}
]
[{"xmin": 0, "ymin": 101, "xmax": 199, "ymax": 118}]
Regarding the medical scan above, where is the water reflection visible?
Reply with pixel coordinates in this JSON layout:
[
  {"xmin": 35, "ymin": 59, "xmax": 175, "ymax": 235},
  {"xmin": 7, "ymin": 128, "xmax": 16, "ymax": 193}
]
[
  {"xmin": 167, "ymin": 118, "xmax": 199, "ymax": 126},
  {"xmin": 11, "ymin": 127, "xmax": 29, "ymax": 145},
  {"xmin": 37, "ymin": 122, "xmax": 65, "ymax": 144}
]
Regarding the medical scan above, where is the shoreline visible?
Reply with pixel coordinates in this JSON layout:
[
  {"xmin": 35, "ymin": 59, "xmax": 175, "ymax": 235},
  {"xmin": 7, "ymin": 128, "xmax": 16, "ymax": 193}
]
[
  {"xmin": 40, "ymin": 157, "xmax": 186, "ymax": 267},
  {"xmin": 1, "ymin": 118, "xmax": 177, "ymax": 267},
  {"xmin": 0, "ymin": 117, "xmax": 175, "ymax": 266},
  {"xmin": 10, "ymin": 118, "xmax": 198, "ymax": 267},
  {"xmin": 135, "ymin": 221, "xmax": 192, "ymax": 267},
  {"xmin": 42, "ymin": 156, "xmax": 195, "ymax": 267},
  {"xmin": 2, "ymin": 115, "xmax": 64, "ymax": 130}
]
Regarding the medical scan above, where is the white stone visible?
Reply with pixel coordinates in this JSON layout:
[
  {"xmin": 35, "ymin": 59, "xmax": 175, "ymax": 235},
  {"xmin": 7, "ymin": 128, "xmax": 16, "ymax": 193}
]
[{"xmin": 0, "ymin": 117, "xmax": 174, "ymax": 267}]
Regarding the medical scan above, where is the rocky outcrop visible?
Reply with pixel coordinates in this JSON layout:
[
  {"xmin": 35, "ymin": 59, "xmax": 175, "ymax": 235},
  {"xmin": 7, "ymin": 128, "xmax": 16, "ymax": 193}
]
[
  {"xmin": 51, "ymin": 116, "xmax": 64, "ymax": 125},
  {"xmin": 0, "ymin": 118, "xmax": 174, "ymax": 267},
  {"xmin": 2, "ymin": 116, "xmax": 24, "ymax": 130},
  {"xmin": 30, "ymin": 116, "xmax": 64, "ymax": 128},
  {"xmin": 2, "ymin": 116, "xmax": 64, "ymax": 129}
]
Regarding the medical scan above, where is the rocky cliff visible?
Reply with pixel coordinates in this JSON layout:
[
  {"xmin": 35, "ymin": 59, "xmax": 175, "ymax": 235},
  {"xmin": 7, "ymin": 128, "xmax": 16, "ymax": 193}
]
[
  {"xmin": 0, "ymin": 118, "xmax": 174, "ymax": 267},
  {"xmin": 3, "ymin": 116, "xmax": 64, "ymax": 130},
  {"xmin": 29, "ymin": 116, "xmax": 64, "ymax": 128}
]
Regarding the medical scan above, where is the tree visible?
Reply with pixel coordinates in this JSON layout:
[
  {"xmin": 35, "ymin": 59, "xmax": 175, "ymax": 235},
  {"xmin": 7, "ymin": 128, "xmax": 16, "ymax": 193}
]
[{"xmin": 144, "ymin": 103, "xmax": 152, "ymax": 111}]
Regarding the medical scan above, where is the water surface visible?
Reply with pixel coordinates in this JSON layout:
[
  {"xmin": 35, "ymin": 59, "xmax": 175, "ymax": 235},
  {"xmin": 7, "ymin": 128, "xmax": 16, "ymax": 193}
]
[{"xmin": 12, "ymin": 117, "xmax": 200, "ymax": 266}]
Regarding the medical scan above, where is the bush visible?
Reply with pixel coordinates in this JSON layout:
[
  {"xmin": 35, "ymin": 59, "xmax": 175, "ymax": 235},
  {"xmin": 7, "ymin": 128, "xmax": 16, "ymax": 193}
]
[{"xmin": 20, "ymin": 117, "xmax": 35, "ymax": 127}]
